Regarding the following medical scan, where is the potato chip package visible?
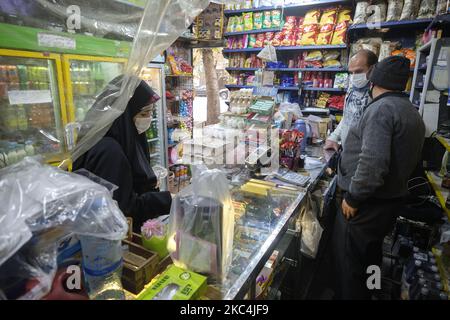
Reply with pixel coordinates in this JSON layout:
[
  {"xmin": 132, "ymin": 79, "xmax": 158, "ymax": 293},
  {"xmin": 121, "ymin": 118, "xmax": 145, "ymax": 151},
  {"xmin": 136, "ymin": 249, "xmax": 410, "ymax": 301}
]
[
  {"xmin": 248, "ymin": 34, "xmax": 257, "ymax": 48},
  {"xmin": 320, "ymin": 7, "xmax": 338, "ymax": 25},
  {"xmin": 272, "ymin": 32, "xmax": 284, "ymax": 47},
  {"xmin": 253, "ymin": 12, "xmax": 263, "ymax": 29},
  {"xmin": 353, "ymin": 1, "xmax": 369, "ymax": 24},
  {"xmin": 366, "ymin": 2, "xmax": 387, "ymax": 24},
  {"xmin": 263, "ymin": 11, "xmax": 272, "ymax": 29},
  {"xmin": 284, "ymin": 16, "xmax": 297, "ymax": 31},
  {"xmin": 316, "ymin": 24, "xmax": 335, "ymax": 45},
  {"xmin": 264, "ymin": 32, "xmax": 275, "ymax": 46},
  {"xmin": 235, "ymin": 16, "xmax": 244, "ymax": 32},
  {"xmin": 323, "ymin": 50, "xmax": 340, "ymax": 61},
  {"xmin": 305, "ymin": 50, "xmax": 323, "ymax": 62},
  {"xmin": 386, "ymin": 0, "xmax": 404, "ymax": 21},
  {"xmin": 304, "ymin": 9, "xmax": 322, "ymax": 25},
  {"xmin": 226, "ymin": 17, "xmax": 235, "ymax": 33},
  {"xmin": 243, "ymin": 12, "xmax": 254, "ymax": 31},
  {"xmin": 300, "ymin": 24, "xmax": 319, "ymax": 46},
  {"xmin": 255, "ymin": 34, "xmax": 265, "ymax": 48},
  {"xmin": 271, "ymin": 10, "xmax": 282, "ymax": 28},
  {"xmin": 323, "ymin": 59, "xmax": 342, "ymax": 68},
  {"xmin": 281, "ymin": 31, "xmax": 294, "ymax": 46},
  {"xmin": 337, "ymin": 8, "xmax": 353, "ymax": 23},
  {"xmin": 331, "ymin": 21, "xmax": 348, "ymax": 45}
]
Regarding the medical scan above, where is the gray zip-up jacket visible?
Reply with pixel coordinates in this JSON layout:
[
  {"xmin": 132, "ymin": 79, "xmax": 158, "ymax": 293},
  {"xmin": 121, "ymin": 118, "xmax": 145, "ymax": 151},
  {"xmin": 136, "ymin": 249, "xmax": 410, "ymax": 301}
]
[{"xmin": 338, "ymin": 92, "xmax": 425, "ymax": 208}]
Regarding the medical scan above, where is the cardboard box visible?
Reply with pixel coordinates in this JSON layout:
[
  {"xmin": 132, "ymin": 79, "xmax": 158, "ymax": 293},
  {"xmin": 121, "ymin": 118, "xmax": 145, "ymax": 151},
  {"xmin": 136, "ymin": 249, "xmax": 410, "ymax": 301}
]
[{"xmin": 137, "ymin": 265, "xmax": 207, "ymax": 300}]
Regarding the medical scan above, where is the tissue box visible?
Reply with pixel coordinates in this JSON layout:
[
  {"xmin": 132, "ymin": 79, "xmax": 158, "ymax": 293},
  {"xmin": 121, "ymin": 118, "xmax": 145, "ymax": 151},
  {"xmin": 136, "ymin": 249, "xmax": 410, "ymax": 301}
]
[{"xmin": 137, "ymin": 265, "xmax": 207, "ymax": 300}]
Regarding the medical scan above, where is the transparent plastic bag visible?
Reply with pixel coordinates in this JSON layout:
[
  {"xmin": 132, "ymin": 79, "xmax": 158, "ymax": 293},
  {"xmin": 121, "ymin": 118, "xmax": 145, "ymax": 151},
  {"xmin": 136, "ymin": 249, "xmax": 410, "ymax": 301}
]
[
  {"xmin": 167, "ymin": 164, "xmax": 235, "ymax": 283},
  {"xmin": 0, "ymin": 157, "xmax": 128, "ymax": 299},
  {"xmin": 299, "ymin": 194, "xmax": 323, "ymax": 259},
  {"xmin": 400, "ymin": 0, "xmax": 420, "ymax": 20},
  {"xmin": 257, "ymin": 44, "xmax": 277, "ymax": 62},
  {"xmin": 386, "ymin": 0, "xmax": 404, "ymax": 21},
  {"xmin": 353, "ymin": 1, "xmax": 370, "ymax": 24}
]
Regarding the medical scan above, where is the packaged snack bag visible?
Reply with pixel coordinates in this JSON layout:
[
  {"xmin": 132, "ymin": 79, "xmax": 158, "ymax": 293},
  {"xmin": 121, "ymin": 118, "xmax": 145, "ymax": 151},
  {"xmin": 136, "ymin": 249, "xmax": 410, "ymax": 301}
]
[
  {"xmin": 353, "ymin": 1, "xmax": 369, "ymax": 24},
  {"xmin": 263, "ymin": 11, "xmax": 272, "ymax": 29},
  {"xmin": 248, "ymin": 34, "xmax": 257, "ymax": 48},
  {"xmin": 331, "ymin": 21, "xmax": 348, "ymax": 45},
  {"xmin": 305, "ymin": 50, "xmax": 323, "ymax": 62},
  {"xmin": 386, "ymin": 0, "xmax": 404, "ymax": 21},
  {"xmin": 253, "ymin": 12, "xmax": 263, "ymax": 29},
  {"xmin": 418, "ymin": 0, "xmax": 436, "ymax": 19},
  {"xmin": 264, "ymin": 32, "xmax": 275, "ymax": 45},
  {"xmin": 235, "ymin": 16, "xmax": 244, "ymax": 32},
  {"xmin": 323, "ymin": 59, "xmax": 342, "ymax": 68},
  {"xmin": 297, "ymin": 16, "xmax": 305, "ymax": 28},
  {"xmin": 255, "ymin": 33, "xmax": 265, "ymax": 48},
  {"xmin": 400, "ymin": 0, "xmax": 420, "ymax": 20},
  {"xmin": 337, "ymin": 8, "xmax": 353, "ymax": 23},
  {"xmin": 271, "ymin": 10, "xmax": 282, "ymax": 28},
  {"xmin": 316, "ymin": 24, "xmax": 335, "ymax": 45},
  {"xmin": 243, "ymin": 12, "xmax": 254, "ymax": 31},
  {"xmin": 366, "ymin": 1, "xmax": 387, "ymax": 24},
  {"xmin": 281, "ymin": 31, "xmax": 294, "ymax": 46},
  {"xmin": 283, "ymin": 16, "xmax": 297, "ymax": 31},
  {"xmin": 304, "ymin": 9, "xmax": 322, "ymax": 25},
  {"xmin": 272, "ymin": 32, "xmax": 284, "ymax": 46},
  {"xmin": 323, "ymin": 50, "xmax": 340, "ymax": 61},
  {"xmin": 226, "ymin": 16, "xmax": 235, "ymax": 33},
  {"xmin": 320, "ymin": 7, "xmax": 338, "ymax": 25},
  {"xmin": 300, "ymin": 24, "xmax": 319, "ymax": 46}
]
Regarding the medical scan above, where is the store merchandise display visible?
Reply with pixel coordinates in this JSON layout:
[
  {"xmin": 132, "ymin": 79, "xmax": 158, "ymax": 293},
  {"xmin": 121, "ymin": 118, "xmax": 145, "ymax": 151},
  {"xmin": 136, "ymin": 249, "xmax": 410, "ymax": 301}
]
[{"xmin": 194, "ymin": 3, "xmax": 224, "ymax": 40}]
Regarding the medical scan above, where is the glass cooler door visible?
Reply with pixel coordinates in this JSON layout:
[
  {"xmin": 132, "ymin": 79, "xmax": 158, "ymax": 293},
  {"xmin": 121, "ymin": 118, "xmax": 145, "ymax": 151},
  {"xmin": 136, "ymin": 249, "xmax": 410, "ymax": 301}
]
[
  {"xmin": 63, "ymin": 55, "xmax": 127, "ymax": 123},
  {"xmin": 0, "ymin": 49, "xmax": 67, "ymax": 168}
]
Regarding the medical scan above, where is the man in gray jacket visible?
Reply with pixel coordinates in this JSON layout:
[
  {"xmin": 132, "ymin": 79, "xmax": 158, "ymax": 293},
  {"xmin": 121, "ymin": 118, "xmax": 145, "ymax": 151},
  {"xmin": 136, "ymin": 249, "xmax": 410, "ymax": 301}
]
[{"xmin": 333, "ymin": 56, "xmax": 425, "ymax": 299}]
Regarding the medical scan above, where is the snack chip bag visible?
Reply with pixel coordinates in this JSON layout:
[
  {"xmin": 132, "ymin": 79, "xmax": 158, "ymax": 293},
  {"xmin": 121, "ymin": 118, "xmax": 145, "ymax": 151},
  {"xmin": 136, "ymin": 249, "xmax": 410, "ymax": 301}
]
[
  {"xmin": 226, "ymin": 16, "xmax": 235, "ymax": 33},
  {"xmin": 320, "ymin": 7, "xmax": 338, "ymax": 25},
  {"xmin": 255, "ymin": 34, "xmax": 265, "ymax": 48},
  {"xmin": 271, "ymin": 10, "xmax": 282, "ymax": 28},
  {"xmin": 331, "ymin": 21, "xmax": 348, "ymax": 45},
  {"xmin": 243, "ymin": 12, "xmax": 254, "ymax": 31},
  {"xmin": 263, "ymin": 11, "xmax": 272, "ymax": 29},
  {"xmin": 281, "ymin": 31, "xmax": 294, "ymax": 46},
  {"xmin": 337, "ymin": 8, "xmax": 353, "ymax": 23},
  {"xmin": 316, "ymin": 23, "xmax": 335, "ymax": 45},
  {"xmin": 272, "ymin": 32, "xmax": 284, "ymax": 47},
  {"xmin": 403, "ymin": 49, "xmax": 416, "ymax": 67},
  {"xmin": 323, "ymin": 50, "xmax": 340, "ymax": 61},
  {"xmin": 297, "ymin": 17, "xmax": 305, "ymax": 28},
  {"xmin": 283, "ymin": 16, "xmax": 297, "ymax": 31},
  {"xmin": 264, "ymin": 32, "xmax": 275, "ymax": 46},
  {"xmin": 235, "ymin": 16, "xmax": 244, "ymax": 32},
  {"xmin": 300, "ymin": 24, "xmax": 319, "ymax": 46},
  {"xmin": 353, "ymin": 1, "xmax": 369, "ymax": 24},
  {"xmin": 305, "ymin": 50, "xmax": 323, "ymax": 62},
  {"xmin": 304, "ymin": 9, "xmax": 322, "ymax": 25},
  {"xmin": 248, "ymin": 34, "xmax": 257, "ymax": 48},
  {"xmin": 254, "ymin": 12, "xmax": 263, "ymax": 30},
  {"xmin": 323, "ymin": 59, "xmax": 342, "ymax": 68}
]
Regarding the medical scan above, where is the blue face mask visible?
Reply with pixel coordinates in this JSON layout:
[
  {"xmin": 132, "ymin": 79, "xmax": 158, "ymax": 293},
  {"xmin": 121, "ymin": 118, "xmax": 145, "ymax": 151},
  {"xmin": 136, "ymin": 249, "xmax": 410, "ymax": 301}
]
[{"xmin": 350, "ymin": 73, "xmax": 369, "ymax": 89}]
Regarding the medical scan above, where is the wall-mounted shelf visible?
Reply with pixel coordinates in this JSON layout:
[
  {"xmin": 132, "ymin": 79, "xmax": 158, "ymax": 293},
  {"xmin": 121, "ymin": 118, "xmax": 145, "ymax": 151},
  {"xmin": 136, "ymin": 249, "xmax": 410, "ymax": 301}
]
[
  {"xmin": 348, "ymin": 19, "xmax": 434, "ymax": 30},
  {"xmin": 226, "ymin": 67, "xmax": 347, "ymax": 72},
  {"xmin": 225, "ymin": 84, "xmax": 255, "ymax": 89},
  {"xmin": 226, "ymin": 67, "xmax": 260, "ymax": 71},
  {"xmin": 224, "ymin": 28, "xmax": 281, "ymax": 37},
  {"xmin": 302, "ymin": 87, "xmax": 346, "ymax": 92},
  {"xmin": 223, "ymin": 44, "xmax": 347, "ymax": 54}
]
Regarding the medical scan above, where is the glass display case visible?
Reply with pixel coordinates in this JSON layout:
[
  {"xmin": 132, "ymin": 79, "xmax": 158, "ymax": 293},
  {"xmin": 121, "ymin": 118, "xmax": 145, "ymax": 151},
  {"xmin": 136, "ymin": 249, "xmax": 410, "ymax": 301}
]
[{"xmin": 0, "ymin": 49, "xmax": 67, "ymax": 168}]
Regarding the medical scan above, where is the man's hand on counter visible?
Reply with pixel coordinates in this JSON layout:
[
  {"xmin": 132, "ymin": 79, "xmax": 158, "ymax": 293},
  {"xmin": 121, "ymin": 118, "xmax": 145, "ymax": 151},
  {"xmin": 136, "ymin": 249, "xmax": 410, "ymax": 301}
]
[
  {"xmin": 342, "ymin": 199, "xmax": 358, "ymax": 220},
  {"xmin": 324, "ymin": 139, "xmax": 340, "ymax": 152}
]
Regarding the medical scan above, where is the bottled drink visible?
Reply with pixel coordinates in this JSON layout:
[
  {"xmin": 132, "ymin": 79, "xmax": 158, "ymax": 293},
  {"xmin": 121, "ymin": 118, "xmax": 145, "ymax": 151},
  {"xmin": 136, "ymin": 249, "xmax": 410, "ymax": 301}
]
[{"xmin": 79, "ymin": 235, "xmax": 125, "ymax": 300}]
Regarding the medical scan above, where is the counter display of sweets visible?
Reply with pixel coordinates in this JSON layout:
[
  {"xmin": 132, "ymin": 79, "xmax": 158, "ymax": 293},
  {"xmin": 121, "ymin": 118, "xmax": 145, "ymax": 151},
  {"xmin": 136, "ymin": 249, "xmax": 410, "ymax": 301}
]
[{"xmin": 0, "ymin": 141, "xmax": 35, "ymax": 168}]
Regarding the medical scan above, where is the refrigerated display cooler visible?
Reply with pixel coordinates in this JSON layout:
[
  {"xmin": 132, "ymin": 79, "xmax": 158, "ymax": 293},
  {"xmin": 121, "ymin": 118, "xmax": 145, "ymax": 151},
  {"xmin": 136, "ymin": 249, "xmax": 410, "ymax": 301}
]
[
  {"xmin": 0, "ymin": 49, "xmax": 68, "ymax": 168},
  {"xmin": 140, "ymin": 63, "xmax": 169, "ymax": 189}
]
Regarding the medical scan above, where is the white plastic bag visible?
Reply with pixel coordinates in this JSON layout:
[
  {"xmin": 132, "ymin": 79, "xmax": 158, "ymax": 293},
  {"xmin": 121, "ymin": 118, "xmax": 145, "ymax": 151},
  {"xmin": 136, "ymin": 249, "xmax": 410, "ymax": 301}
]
[
  {"xmin": 167, "ymin": 164, "xmax": 235, "ymax": 283},
  {"xmin": 300, "ymin": 194, "xmax": 323, "ymax": 259},
  {"xmin": 257, "ymin": 44, "xmax": 277, "ymax": 62}
]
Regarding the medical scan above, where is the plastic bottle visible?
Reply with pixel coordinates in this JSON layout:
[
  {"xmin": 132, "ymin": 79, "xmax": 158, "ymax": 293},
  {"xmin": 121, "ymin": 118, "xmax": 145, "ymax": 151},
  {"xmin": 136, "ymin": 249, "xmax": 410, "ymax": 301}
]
[
  {"xmin": 79, "ymin": 235, "xmax": 125, "ymax": 300},
  {"xmin": 25, "ymin": 141, "xmax": 35, "ymax": 156},
  {"xmin": 6, "ymin": 143, "xmax": 18, "ymax": 165}
]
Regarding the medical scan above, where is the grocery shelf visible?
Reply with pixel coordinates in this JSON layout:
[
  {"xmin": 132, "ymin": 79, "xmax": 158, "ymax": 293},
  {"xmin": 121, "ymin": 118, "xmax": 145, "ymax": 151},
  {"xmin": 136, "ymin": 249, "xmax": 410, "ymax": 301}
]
[
  {"xmin": 277, "ymin": 86, "xmax": 299, "ymax": 91},
  {"xmin": 225, "ymin": 84, "xmax": 255, "ymax": 89},
  {"xmin": 425, "ymin": 171, "xmax": 450, "ymax": 220},
  {"xmin": 266, "ymin": 68, "xmax": 301, "ymax": 71},
  {"xmin": 226, "ymin": 67, "xmax": 260, "ymax": 71},
  {"xmin": 348, "ymin": 18, "xmax": 434, "ymax": 30},
  {"xmin": 223, "ymin": 44, "xmax": 347, "ymax": 53},
  {"xmin": 436, "ymin": 135, "xmax": 450, "ymax": 152},
  {"xmin": 302, "ymin": 87, "xmax": 346, "ymax": 92},
  {"xmin": 299, "ymin": 67, "xmax": 347, "ymax": 72},
  {"xmin": 224, "ymin": 28, "xmax": 281, "ymax": 36},
  {"xmin": 301, "ymin": 107, "xmax": 330, "ymax": 114},
  {"xmin": 224, "ymin": 0, "xmax": 350, "ymax": 16}
]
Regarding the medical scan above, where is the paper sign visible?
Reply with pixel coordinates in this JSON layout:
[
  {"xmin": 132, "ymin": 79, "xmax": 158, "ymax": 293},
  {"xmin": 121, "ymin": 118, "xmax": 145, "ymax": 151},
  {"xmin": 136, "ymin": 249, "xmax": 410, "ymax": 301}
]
[
  {"xmin": 38, "ymin": 33, "xmax": 76, "ymax": 50},
  {"xmin": 8, "ymin": 90, "xmax": 52, "ymax": 105}
]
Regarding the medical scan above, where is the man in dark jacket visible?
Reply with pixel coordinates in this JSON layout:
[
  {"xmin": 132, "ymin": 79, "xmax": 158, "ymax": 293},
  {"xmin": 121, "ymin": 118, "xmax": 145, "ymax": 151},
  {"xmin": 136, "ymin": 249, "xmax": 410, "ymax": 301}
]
[{"xmin": 333, "ymin": 56, "xmax": 426, "ymax": 299}]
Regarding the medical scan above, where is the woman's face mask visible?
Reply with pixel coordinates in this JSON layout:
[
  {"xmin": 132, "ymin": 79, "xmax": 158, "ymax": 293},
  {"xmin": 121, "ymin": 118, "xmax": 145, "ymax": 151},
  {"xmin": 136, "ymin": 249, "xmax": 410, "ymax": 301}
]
[{"xmin": 134, "ymin": 105, "xmax": 154, "ymax": 134}]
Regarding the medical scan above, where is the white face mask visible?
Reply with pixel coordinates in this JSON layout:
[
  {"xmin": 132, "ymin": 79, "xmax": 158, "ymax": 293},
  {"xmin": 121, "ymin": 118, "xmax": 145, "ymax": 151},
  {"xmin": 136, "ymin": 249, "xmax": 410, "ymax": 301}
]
[
  {"xmin": 134, "ymin": 116, "xmax": 152, "ymax": 134},
  {"xmin": 350, "ymin": 72, "xmax": 369, "ymax": 89}
]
